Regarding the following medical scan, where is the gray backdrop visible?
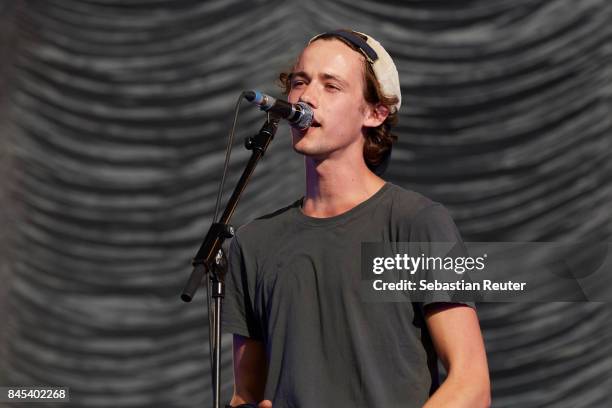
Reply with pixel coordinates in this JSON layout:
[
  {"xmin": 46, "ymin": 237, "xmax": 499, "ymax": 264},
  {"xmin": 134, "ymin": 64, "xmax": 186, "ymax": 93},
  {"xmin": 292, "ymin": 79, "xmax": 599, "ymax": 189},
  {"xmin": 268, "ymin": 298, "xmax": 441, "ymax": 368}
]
[{"xmin": 1, "ymin": 0, "xmax": 611, "ymax": 407}]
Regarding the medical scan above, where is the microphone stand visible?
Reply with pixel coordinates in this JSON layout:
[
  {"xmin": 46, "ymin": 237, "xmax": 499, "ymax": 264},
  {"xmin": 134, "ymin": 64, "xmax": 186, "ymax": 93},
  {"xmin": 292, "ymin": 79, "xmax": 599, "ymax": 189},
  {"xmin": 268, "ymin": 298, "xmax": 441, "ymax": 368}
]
[{"xmin": 181, "ymin": 114, "xmax": 280, "ymax": 408}]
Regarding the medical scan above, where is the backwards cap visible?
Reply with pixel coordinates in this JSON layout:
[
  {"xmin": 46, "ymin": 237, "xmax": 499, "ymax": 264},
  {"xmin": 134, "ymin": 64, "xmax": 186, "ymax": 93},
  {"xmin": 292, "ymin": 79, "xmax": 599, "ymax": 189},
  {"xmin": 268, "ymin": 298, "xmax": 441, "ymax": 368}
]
[{"xmin": 309, "ymin": 29, "xmax": 402, "ymax": 113}]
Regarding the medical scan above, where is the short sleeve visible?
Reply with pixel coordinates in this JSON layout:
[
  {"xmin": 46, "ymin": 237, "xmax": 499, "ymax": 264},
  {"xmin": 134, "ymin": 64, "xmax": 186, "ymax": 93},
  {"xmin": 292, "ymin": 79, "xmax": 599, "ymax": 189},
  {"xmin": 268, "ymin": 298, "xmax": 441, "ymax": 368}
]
[
  {"xmin": 409, "ymin": 204, "xmax": 477, "ymax": 313},
  {"xmin": 222, "ymin": 235, "xmax": 262, "ymax": 340}
]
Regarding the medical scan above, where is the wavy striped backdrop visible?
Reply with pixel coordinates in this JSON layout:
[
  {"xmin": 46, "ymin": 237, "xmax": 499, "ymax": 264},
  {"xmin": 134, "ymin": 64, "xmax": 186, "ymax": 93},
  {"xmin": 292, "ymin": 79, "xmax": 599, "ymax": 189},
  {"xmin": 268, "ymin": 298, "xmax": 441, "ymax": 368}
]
[{"xmin": 1, "ymin": 0, "xmax": 612, "ymax": 407}]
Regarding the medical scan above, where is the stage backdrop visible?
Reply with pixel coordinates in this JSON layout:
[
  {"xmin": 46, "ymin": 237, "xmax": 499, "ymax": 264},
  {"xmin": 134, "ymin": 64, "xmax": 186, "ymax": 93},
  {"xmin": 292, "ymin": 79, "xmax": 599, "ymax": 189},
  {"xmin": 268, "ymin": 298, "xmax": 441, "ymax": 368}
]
[{"xmin": 1, "ymin": 0, "xmax": 611, "ymax": 407}]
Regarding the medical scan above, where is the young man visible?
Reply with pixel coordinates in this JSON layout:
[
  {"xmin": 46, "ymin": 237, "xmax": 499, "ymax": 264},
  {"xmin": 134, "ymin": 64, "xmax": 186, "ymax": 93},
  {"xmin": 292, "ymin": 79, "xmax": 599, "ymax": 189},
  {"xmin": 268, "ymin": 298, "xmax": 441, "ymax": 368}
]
[{"xmin": 223, "ymin": 30, "xmax": 490, "ymax": 408}]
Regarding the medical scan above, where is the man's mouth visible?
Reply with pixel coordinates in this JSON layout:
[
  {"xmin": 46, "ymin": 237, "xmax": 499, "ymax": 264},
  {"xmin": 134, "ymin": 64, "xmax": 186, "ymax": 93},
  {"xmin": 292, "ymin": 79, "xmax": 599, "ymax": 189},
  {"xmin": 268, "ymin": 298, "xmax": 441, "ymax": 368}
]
[{"xmin": 292, "ymin": 119, "xmax": 320, "ymax": 133}]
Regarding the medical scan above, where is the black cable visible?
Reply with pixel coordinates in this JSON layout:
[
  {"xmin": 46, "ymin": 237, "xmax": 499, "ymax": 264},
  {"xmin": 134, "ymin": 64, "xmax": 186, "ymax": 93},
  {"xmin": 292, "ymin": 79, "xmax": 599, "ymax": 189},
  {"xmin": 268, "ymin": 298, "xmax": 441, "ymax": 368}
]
[
  {"xmin": 213, "ymin": 92, "xmax": 246, "ymax": 223},
  {"xmin": 207, "ymin": 91, "xmax": 246, "ymax": 381}
]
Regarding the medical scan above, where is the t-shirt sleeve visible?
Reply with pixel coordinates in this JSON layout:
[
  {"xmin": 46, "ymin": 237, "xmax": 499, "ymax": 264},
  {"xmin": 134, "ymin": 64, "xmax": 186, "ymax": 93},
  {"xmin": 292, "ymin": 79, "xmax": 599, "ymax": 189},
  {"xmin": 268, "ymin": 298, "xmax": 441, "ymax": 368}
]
[
  {"xmin": 222, "ymin": 234, "xmax": 262, "ymax": 340},
  {"xmin": 409, "ymin": 203, "xmax": 477, "ymax": 312}
]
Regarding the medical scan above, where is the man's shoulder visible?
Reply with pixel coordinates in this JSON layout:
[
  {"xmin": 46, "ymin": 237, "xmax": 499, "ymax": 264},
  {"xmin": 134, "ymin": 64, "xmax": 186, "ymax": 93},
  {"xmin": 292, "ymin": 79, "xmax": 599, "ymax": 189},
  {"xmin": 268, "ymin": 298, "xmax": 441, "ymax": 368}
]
[
  {"xmin": 233, "ymin": 199, "xmax": 301, "ymax": 243},
  {"xmin": 385, "ymin": 183, "xmax": 442, "ymax": 219}
]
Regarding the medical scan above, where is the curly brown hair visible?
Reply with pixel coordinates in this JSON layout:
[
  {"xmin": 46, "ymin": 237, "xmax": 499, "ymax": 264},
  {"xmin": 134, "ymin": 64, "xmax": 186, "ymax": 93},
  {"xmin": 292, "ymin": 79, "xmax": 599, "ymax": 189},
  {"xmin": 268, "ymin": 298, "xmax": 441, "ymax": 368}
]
[{"xmin": 278, "ymin": 31, "xmax": 399, "ymax": 172}]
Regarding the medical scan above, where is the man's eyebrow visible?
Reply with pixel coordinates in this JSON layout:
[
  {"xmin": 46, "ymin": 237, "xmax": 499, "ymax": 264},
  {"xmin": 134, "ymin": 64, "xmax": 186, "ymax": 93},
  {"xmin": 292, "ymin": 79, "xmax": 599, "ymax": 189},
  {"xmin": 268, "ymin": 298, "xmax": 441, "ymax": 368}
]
[
  {"xmin": 288, "ymin": 71, "xmax": 310, "ymax": 81},
  {"xmin": 320, "ymin": 73, "xmax": 349, "ymax": 87},
  {"xmin": 288, "ymin": 71, "xmax": 349, "ymax": 87}
]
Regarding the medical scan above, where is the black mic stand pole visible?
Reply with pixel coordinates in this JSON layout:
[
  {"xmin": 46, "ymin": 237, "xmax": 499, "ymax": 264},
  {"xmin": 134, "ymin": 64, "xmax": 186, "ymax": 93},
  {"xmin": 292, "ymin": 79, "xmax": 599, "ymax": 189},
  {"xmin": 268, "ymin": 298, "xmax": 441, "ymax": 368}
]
[{"xmin": 181, "ymin": 115, "xmax": 280, "ymax": 408}]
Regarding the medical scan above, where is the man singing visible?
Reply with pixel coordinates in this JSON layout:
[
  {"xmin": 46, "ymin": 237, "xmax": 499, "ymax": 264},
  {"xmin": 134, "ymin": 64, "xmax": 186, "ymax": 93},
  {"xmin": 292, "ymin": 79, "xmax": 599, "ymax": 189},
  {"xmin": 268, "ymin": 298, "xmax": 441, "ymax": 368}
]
[{"xmin": 223, "ymin": 29, "xmax": 490, "ymax": 408}]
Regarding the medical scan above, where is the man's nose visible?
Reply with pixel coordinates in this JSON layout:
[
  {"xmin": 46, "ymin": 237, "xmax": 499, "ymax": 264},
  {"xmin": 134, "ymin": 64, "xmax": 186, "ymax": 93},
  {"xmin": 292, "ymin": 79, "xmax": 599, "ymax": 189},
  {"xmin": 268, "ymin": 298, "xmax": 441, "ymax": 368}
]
[{"xmin": 298, "ymin": 84, "xmax": 317, "ymax": 108}]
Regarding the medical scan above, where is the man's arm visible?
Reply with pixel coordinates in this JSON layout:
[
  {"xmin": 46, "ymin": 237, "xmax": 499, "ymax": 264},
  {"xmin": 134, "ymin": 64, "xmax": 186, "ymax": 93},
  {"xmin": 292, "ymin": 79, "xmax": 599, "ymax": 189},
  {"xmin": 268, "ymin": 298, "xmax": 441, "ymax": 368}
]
[
  {"xmin": 229, "ymin": 334, "xmax": 268, "ymax": 406},
  {"xmin": 423, "ymin": 304, "xmax": 491, "ymax": 408}
]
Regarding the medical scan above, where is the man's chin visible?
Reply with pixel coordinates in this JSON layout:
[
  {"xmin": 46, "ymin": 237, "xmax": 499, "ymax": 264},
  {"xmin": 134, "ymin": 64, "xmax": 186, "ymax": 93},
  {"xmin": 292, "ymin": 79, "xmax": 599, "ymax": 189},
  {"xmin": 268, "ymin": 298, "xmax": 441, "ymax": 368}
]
[
  {"xmin": 292, "ymin": 130, "xmax": 329, "ymax": 157},
  {"xmin": 292, "ymin": 143, "xmax": 327, "ymax": 162},
  {"xmin": 292, "ymin": 143, "xmax": 309, "ymax": 156},
  {"xmin": 291, "ymin": 133, "xmax": 308, "ymax": 153}
]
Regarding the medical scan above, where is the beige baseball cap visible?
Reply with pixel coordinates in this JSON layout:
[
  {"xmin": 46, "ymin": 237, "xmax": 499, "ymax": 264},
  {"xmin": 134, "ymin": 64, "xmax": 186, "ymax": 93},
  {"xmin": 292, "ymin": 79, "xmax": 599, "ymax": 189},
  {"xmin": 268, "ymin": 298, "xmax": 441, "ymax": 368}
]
[{"xmin": 309, "ymin": 29, "xmax": 402, "ymax": 113}]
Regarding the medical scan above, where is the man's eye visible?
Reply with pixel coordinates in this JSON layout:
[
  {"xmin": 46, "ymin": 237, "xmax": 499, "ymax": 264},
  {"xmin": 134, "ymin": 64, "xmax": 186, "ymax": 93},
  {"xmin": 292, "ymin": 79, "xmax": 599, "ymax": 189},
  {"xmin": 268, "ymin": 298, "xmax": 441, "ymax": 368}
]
[
  {"xmin": 325, "ymin": 84, "xmax": 340, "ymax": 91},
  {"xmin": 292, "ymin": 80, "xmax": 305, "ymax": 87}
]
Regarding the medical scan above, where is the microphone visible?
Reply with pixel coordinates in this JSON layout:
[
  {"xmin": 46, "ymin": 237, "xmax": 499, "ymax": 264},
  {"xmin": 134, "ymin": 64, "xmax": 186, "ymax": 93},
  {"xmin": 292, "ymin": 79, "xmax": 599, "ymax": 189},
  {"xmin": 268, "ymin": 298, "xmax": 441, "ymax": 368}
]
[{"xmin": 244, "ymin": 90, "xmax": 313, "ymax": 129}]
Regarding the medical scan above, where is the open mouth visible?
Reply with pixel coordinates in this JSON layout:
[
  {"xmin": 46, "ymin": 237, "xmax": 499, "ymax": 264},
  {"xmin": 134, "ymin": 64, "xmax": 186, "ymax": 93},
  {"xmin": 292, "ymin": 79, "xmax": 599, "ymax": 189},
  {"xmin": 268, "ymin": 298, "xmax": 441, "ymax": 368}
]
[{"xmin": 292, "ymin": 120, "xmax": 320, "ymax": 132}]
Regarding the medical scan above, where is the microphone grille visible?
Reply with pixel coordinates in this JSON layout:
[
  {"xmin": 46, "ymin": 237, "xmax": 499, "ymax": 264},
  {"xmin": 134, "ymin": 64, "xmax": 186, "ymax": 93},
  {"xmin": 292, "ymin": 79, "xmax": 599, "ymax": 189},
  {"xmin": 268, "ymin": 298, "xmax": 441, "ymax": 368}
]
[{"xmin": 294, "ymin": 102, "xmax": 314, "ymax": 129}]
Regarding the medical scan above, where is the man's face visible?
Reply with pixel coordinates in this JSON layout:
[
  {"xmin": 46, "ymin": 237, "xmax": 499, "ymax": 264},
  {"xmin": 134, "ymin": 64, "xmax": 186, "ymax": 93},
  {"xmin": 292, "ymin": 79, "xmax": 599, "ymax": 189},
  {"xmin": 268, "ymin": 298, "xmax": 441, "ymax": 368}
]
[{"xmin": 288, "ymin": 39, "xmax": 374, "ymax": 162}]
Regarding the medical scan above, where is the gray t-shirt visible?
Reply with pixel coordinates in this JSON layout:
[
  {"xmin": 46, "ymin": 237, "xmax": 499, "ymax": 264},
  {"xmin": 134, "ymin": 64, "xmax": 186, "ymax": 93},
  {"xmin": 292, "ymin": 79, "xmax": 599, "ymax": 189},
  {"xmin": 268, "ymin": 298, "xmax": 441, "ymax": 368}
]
[{"xmin": 223, "ymin": 183, "xmax": 473, "ymax": 407}]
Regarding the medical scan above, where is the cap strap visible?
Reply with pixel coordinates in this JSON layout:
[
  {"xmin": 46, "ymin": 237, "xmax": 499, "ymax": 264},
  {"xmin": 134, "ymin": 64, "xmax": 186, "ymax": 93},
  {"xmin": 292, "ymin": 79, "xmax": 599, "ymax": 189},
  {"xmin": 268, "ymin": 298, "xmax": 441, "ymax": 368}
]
[{"xmin": 311, "ymin": 30, "xmax": 378, "ymax": 64}]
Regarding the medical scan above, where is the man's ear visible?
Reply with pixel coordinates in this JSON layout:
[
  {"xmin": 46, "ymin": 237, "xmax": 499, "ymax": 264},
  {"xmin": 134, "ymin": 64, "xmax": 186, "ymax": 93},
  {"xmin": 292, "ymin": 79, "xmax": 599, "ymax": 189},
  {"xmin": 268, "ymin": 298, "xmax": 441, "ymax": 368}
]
[{"xmin": 363, "ymin": 103, "xmax": 390, "ymax": 128}]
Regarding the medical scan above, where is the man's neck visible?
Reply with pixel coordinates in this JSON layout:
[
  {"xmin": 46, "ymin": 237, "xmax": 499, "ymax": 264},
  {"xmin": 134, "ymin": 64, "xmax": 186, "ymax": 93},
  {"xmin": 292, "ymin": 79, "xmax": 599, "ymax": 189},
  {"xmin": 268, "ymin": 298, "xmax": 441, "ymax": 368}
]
[{"xmin": 302, "ymin": 156, "xmax": 386, "ymax": 218}]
